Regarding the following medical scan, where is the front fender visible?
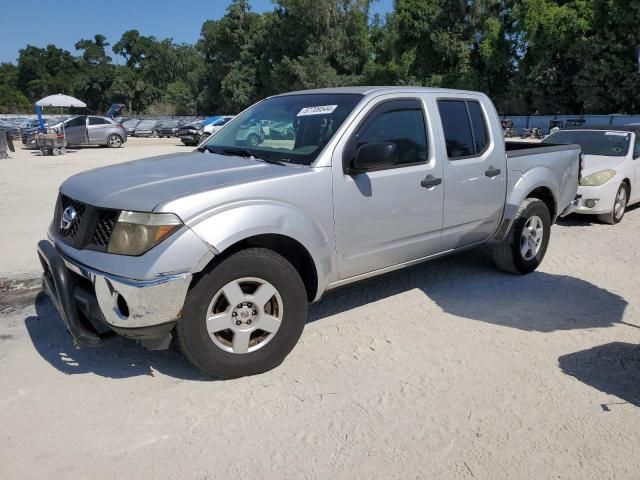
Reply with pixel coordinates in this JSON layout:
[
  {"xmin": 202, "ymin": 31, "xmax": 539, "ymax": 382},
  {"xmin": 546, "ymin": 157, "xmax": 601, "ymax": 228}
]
[{"xmin": 188, "ymin": 201, "xmax": 334, "ymax": 293}]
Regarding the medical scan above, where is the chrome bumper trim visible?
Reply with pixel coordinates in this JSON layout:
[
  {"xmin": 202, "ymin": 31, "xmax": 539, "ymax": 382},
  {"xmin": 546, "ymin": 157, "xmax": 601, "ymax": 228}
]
[{"xmin": 60, "ymin": 250, "xmax": 191, "ymax": 329}]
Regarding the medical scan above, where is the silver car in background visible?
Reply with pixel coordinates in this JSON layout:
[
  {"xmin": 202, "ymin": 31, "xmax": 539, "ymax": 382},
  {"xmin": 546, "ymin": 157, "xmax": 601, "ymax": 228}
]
[
  {"xmin": 54, "ymin": 115, "xmax": 127, "ymax": 148},
  {"xmin": 122, "ymin": 119, "xmax": 141, "ymax": 136},
  {"xmin": 133, "ymin": 119, "xmax": 160, "ymax": 137}
]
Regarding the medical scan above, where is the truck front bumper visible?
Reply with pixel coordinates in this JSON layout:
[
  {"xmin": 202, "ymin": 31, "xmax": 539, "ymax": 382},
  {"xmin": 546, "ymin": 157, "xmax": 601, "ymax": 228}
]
[{"xmin": 37, "ymin": 240, "xmax": 191, "ymax": 348}]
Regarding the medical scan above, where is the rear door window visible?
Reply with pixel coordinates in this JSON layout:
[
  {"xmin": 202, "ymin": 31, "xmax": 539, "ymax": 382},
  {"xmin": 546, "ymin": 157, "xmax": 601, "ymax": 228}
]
[
  {"xmin": 467, "ymin": 102, "xmax": 488, "ymax": 154},
  {"xmin": 88, "ymin": 117, "xmax": 109, "ymax": 126},
  {"xmin": 437, "ymin": 100, "xmax": 489, "ymax": 159}
]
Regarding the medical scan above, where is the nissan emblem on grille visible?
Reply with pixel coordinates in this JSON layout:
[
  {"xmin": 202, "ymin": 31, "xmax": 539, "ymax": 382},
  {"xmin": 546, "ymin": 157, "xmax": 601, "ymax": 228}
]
[{"xmin": 60, "ymin": 206, "xmax": 77, "ymax": 231}]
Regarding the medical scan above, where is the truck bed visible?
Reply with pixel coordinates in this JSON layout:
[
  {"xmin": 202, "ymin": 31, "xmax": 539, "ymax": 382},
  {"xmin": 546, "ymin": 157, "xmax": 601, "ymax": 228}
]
[
  {"xmin": 503, "ymin": 141, "xmax": 581, "ymax": 220},
  {"xmin": 505, "ymin": 141, "xmax": 570, "ymax": 155}
]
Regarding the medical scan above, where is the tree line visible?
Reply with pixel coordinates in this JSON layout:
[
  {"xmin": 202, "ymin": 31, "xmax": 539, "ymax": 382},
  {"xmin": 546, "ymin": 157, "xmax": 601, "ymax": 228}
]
[{"xmin": 1, "ymin": 0, "xmax": 639, "ymax": 116}]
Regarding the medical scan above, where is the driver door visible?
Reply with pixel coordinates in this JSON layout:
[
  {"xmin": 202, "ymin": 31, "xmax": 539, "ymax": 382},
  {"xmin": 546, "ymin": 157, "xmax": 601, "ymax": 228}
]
[
  {"xmin": 64, "ymin": 116, "xmax": 87, "ymax": 145},
  {"xmin": 332, "ymin": 98, "xmax": 444, "ymax": 279}
]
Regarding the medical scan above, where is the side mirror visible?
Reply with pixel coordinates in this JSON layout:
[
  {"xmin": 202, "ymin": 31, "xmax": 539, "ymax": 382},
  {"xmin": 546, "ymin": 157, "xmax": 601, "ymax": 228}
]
[{"xmin": 349, "ymin": 142, "xmax": 398, "ymax": 173}]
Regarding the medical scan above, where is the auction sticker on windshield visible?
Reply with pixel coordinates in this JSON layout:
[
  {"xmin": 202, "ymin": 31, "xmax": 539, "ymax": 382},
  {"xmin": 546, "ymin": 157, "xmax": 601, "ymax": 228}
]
[{"xmin": 297, "ymin": 105, "xmax": 338, "ymax": 116}]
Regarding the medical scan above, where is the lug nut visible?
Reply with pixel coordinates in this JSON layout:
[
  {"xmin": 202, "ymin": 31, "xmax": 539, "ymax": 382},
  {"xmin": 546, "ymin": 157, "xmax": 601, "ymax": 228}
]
[
  {"xmin": 246, "ymin": 320, "xmax": 252, "ymax": 325},
  {"xmin": 235, "ymin": 320, "xmax": 242, "ymax": 326},
  {"xmin": 247, "ymin": 303, "xmax": 253, "ymax": 308},
  {"xmin": 252, "ymin": 310, "xmax": 257, "ymax": 315},
  {"xmin": 232, "ymin": 312, "xmax": 237, "ymax": 317}
]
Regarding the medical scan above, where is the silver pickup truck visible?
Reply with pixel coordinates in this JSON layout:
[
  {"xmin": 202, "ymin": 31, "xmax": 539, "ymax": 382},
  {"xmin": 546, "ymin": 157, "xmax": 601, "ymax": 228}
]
[{"xmin": 37, "ymin": 87, "xmax": 581, "ymax": 378}]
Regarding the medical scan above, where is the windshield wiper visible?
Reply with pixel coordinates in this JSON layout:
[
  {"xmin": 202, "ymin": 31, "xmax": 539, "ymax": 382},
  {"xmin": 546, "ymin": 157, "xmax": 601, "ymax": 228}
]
[{"xmin": 206, "ymin": 146, "xmax": 285, "ymax": 166}]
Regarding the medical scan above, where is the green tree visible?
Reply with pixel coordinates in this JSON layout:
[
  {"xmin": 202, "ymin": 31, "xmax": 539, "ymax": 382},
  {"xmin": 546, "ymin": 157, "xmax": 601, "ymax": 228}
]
[
  {"xmin": 16, "ymin": 45, "xmax": 80, "ymax": 101},
  {"xmin": 575, "ymin": 0, "xmax": 640, "ymax": 113},
  {"xmin": 199, "ymin": 0, "xmax": 267, "ymax": 112},
  {"xmin": 0, "ymin": 63, "xmax": 31, "ymax": 112},
  {"xmin": 514, "ymin": 0, "xmax": 592, "ymax": 114},
  {"xmin": 74, "ymin": 34, "xmax": 115, "ymax": 112}
]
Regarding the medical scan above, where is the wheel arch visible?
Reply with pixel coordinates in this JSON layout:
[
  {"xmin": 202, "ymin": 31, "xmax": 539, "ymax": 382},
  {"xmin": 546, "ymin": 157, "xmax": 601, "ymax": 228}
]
[
  {"xmin": 186, "ymin": 203, "xmax": 333, "ymax": 302},
  {"xmin": 526, "ymin": 186, "xmax": 557, "ymax": 220},
  {"xmin": 195, "ymin": 234, "xmax": 319, "ymax": 302},
  {"xmin": 622, "ymin": 177, "xmax": 631, "ymax": 198}
]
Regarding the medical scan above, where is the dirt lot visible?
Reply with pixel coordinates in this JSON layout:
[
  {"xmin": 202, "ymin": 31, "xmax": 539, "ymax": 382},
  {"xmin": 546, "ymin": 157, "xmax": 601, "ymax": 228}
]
[
  {"xmin": 0, "ymin": 137, "xmax": 189, "ymax": 279},
  {"xmin": 1, "ymin": 138, "xmax": 640, "ymax": 479}
]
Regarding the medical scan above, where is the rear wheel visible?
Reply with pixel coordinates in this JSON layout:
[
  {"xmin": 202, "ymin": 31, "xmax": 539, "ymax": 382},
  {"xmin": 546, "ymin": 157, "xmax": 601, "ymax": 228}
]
[
  {"xmin": 106, "ymin": 134, "xmax": 123, "ymax": 148},
  {"xmin": 491, "ymin": 198, "xmax": 551, "ymax": 274},
  {"xmin": 177, "ymin": 248, "xmax": 308, "ymax": 378},
  {"xmin": 598, "ymin": 183, "xmax": 628, "ymax": 225}
]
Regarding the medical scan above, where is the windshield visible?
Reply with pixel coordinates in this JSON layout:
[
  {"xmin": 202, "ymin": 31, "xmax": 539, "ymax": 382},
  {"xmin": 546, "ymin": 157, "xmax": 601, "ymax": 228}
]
[
  {"xmin": 543, "ymin": 130, "xmax": 631, "ymax": 157},
  {"xmin": 202, "ymin": 93, "xmax": 363, "ymax": 165}
]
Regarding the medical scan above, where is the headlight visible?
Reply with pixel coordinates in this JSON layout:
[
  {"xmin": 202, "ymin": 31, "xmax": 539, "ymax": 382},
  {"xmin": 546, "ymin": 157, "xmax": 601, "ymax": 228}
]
[
  {"xmin": 580, "ymin": 169, "xmax": 617, "ymax": 187},
  {"xmin": 108, "ymin": 211, "xmax": 182, "ymax": 256}
]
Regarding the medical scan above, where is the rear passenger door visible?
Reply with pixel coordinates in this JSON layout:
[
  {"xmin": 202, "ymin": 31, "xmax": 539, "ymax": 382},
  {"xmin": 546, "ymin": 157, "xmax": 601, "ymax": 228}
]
[{"xmin": 436, "ymin": 98, "xmax": 507, "ymax": 248}]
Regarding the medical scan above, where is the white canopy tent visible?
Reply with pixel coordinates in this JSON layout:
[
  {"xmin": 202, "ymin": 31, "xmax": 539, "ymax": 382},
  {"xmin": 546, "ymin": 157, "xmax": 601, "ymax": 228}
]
[
  {"xmin": 35, "ymin": 94, "xmax": 86, "ymax": 108},
  {"xmin": 35, "ymin": 94, "xmax": 87, "ymax": 142}
]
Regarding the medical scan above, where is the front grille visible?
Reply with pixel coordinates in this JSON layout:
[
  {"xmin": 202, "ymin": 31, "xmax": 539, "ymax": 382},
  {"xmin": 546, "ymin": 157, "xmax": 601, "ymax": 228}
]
[
  {"xmin": 54, "ymin": 194, "xmax": 120, "ymax": 252},
  {"xmin": 59, "ymin": 195, "xmax": 86, "ymax": 240},
  {"xmin": 92, "ymin": 211, "xmax": 118, "ymax": 248}
]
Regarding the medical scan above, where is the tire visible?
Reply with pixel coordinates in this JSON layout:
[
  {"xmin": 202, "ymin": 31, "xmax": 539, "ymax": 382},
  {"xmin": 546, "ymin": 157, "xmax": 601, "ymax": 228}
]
[
  {"xmin": 491, "ymin": 198, "xmax": 551, "ymax": 275},
  {"xmin": 248, "ymin": 133, "xmax": 260, "ymax": 146},
  {"xmin": 177, "ymin": 248, "xmax": 308, "ymax": 378},
  {"xmin": 597, "ymin": 183, "xmax": 628, "ymax": 225},
  {"xmin": 106, "ymin": 134, "xmax": 123, "ymax": 148}
]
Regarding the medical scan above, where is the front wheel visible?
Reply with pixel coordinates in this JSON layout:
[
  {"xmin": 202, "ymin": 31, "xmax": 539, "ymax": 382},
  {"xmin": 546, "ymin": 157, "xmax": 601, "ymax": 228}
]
[
  {"xmin": 177, "ymin": 248, "xmax": 308, "ymax": 378},
  {"xmin": 491, "ymin": 198, "xmax": 551, "ymax": 274},
  {"xmin": 106, "ymin": 134, "xmax": 123, "ymax": 148},
  {"xmin": 597, "ymin": 183, "xmax": 628, "ymax": 225}
]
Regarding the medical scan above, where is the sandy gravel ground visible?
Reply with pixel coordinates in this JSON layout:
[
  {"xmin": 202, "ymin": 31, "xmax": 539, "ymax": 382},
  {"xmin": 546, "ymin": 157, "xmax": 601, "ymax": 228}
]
[
  {"xmin": 1, "ymin": 201, "xmax": 640, "ymax": 478},
  {"xmin": 0, "ymin": 137, "xmax": 189, "ymax": 279}
]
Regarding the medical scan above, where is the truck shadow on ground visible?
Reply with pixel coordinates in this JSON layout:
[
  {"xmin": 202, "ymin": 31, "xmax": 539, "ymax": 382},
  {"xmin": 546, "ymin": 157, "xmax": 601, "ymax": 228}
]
[
  {"xmin": 559, "ymin": 342, "xmax": 640, "ymax": 409},
  {"xmin": 310, "ymin": 249, "xmax": 630, "ymax": 333},
  {"xmin": 25, "ymin": 249, "xmax": 630, "ymax": 380},
  {"xmin": 24, "ymin": 293, "xmax": 209, "ymax": 380}
]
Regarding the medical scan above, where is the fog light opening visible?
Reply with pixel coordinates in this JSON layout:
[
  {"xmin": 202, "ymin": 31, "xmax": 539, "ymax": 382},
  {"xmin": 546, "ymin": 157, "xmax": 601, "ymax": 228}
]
[
  {"xmin": 585, "ymin": 199, "xmax": 598, "ymax": 209},
  {"xmin": 115, "ymin": 293, "xmax": 130, "ymax": 318}
]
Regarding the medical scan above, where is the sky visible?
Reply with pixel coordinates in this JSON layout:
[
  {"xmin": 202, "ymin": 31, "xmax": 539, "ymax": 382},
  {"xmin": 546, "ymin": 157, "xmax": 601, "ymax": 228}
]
[{"xmin": 0, "ymin": 0, "xmax": 393, "ymax": 64}]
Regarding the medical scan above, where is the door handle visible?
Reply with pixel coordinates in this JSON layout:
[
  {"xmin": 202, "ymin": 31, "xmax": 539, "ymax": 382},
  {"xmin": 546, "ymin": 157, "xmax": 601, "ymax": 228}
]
[
  {"xmin": 421, "ymin": 175, "xmax": 443, "ymax": 188},
  {"xmin": 485, "ymin": 166, "xmax": 502, "ymax": 178}
]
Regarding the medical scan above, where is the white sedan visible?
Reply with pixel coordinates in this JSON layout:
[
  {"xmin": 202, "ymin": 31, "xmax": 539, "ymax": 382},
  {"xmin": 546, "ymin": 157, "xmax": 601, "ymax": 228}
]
[{"xmin": 543, "ymin": 127, "xmax": 640, "ymax": 224}]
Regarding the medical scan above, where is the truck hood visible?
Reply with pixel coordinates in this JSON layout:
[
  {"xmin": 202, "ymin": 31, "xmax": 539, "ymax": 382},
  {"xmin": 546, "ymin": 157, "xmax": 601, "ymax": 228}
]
[
  {"xmin": 60, "ymin": 151, "xmax": 305, "ymax": 211},
  {"xmin": 581, "ymin": 154, "xmax": 626, "ymax": 175}
]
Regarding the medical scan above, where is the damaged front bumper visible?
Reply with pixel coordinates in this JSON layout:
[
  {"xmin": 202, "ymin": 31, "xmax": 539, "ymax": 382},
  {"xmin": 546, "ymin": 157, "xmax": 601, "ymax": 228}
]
[{"xmin": 37, "ymin": 239, "xmax": 191, "ymax": 349}]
